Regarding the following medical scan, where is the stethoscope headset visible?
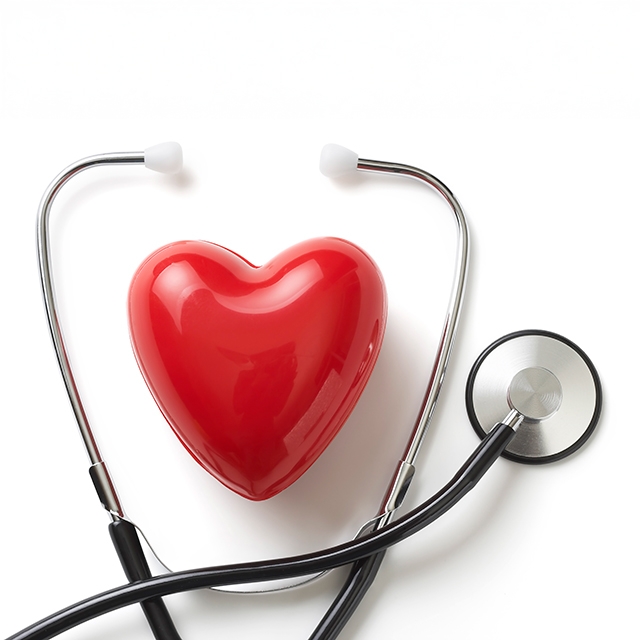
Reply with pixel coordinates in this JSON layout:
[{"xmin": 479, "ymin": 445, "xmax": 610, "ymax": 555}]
[{"xmin": 9, "ymin": 142, "xmax": 602, "ymax": 640}]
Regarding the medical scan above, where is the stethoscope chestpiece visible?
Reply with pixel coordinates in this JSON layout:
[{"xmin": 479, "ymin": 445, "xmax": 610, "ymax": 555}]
[{"xmin": 465, "ymin": 330, "xmax": 603, "ymax": 464}]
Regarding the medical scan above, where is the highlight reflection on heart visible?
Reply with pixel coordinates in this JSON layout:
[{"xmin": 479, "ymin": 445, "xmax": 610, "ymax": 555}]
[{"xmin": 128, "ymin": 238, "xmax": 386, "ymax": 500}]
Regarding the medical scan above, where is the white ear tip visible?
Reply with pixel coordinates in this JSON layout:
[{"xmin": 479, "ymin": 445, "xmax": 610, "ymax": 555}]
[
  {"xmin": 319, "ymin": 144, "xmax": 359, "ymax": 178},
  {"xmin": 144, "ymin": 142, "xmax": 183, "ymax": 174}
]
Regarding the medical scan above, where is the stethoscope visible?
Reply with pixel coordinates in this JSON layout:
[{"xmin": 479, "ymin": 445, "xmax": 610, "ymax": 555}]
[{"xmin": 9, "ymin": 142, "xmax": 602, "ymax": 640}]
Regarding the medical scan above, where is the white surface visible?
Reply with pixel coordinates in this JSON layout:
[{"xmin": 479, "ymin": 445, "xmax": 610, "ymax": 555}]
[{"xmin": 0, "ymin": 1, "xmax": 638, "ymax": 639}]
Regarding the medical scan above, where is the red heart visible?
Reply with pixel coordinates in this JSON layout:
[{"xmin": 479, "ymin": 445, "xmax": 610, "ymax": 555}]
[{"xmin": 128, "ymin": 238, "xmax": 386, "ymax": 500}]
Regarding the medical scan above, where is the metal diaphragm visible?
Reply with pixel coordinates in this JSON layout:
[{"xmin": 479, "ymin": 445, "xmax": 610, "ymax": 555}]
[{"xmin": 466, "ymin": 330, "xmax": 602, "ymax": 464}]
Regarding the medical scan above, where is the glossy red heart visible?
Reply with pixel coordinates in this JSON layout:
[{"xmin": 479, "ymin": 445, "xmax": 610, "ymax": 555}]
[{"xmin": 128, "ymin": 238, "xmax": 386, "ymax": 500}]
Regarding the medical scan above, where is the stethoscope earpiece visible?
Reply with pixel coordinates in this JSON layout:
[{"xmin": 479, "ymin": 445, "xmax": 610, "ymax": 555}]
[
  {"xmin": 143, "ymin": 141, "xmax": 183, "ymax": 174},
  {"xmin": 466, "ymin": 330, "xmax": 602, "ymax": 464},
  {"xmin": 319, "ymin": 143, "xmax": 359, "ymax": 177}
]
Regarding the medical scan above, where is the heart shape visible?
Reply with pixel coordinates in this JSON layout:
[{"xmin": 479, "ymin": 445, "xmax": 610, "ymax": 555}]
[{"xmin": 128, "ymin": 238, "xmax": 386, "ymax": 500}]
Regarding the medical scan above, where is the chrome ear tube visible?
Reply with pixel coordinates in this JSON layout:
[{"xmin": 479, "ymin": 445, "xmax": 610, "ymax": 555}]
[
  {"xmin": 320, "ymin": 145, "xmax": 470, "ymax": 529},
  {"xmin": 37, "ymin": 142, "xmax": 183, "ymax": 518}
]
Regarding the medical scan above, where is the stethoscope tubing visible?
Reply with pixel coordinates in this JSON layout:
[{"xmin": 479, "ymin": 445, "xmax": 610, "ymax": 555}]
[
  {"xmin": 309, "ymin": 551, "xmax": 387, "ymax": 640},
  {"xmin": 7, "ymin": 422, "xmax": 516, "ymax": 640}
]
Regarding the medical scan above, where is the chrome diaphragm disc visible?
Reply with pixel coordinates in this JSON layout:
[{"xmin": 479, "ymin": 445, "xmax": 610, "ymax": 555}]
[{"xmin": 466, "ymin": 330, "xmax": 602, "ymax": 464}]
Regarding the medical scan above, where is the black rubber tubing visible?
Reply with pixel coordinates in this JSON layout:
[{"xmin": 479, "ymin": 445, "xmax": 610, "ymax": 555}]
[
  {"xmin": 7, "ymin": 422, "xmax": 515, "ymax": 640},
  {"xmin": 308, "ymin": 551, "xmax": 387, "ymax": 640},
  {"xmin": 109, "ymin": 519, "xmax": 183, "ymax": 640}
]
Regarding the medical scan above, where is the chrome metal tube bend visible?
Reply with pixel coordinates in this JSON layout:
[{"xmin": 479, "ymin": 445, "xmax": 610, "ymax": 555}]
[{"xmin": 36, "ymin": 152, "xmax": 146, "ymax": 519}]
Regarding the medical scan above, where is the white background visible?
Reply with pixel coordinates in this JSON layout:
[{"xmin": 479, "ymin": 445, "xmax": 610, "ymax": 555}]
[{"xmin": 1, "ymin": 1, "xmax": 638, "ymax": 639}]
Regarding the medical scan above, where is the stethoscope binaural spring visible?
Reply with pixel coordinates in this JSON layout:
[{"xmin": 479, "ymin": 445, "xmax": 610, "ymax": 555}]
[{"xmin": 9, "ymin": 142, "xmax": 602, "ymax": 640}]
